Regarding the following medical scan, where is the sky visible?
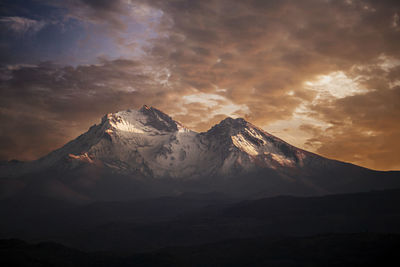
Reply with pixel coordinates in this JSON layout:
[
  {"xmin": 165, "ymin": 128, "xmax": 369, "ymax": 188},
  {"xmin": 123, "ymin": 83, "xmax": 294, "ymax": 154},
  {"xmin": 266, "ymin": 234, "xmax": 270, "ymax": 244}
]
[{"xmin": 0, "ymin": 0, "xmax": 400, "ymax": 171}]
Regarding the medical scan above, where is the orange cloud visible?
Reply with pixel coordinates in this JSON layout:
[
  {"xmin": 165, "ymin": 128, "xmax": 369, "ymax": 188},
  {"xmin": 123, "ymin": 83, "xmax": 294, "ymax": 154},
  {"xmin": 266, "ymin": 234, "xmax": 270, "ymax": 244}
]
[{"xmin": 1, "ymin": 0, "xmax": 400, "ymax": 170}]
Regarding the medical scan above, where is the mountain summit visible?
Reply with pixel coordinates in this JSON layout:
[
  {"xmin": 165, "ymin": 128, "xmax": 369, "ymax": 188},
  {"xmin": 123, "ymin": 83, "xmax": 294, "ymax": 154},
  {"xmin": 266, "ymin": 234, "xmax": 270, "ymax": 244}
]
[
  {"xmin": 1, "ymin": 106, "xmax": 399, "ymax": 201},
  {"xmin": 48, "ymin": 105, "xmax": 309, "ymax": 178}
]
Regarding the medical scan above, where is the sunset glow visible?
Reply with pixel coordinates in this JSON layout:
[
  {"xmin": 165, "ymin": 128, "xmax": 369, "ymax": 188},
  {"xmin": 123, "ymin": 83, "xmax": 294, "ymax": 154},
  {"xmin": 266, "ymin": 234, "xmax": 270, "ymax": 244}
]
[{"xmin": 1, "ymin": 0, "xmax": 399, "ymax": 170}]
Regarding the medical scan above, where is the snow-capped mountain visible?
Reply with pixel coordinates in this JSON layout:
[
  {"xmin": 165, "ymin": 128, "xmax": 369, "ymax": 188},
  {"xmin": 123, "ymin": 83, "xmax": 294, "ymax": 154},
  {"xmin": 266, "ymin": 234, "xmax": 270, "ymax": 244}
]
[
  {"xmin": 7, "ymin": 105, "xmax": 310, "ymax": 178},
  {"xmin": 1, "ymin": 105, "xmax": 399, "ymax": 201}
]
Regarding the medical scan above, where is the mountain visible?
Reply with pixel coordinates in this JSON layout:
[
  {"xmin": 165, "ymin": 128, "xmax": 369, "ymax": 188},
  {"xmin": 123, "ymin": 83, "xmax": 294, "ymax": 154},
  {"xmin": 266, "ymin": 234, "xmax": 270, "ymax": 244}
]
[
  {"xmin": 1, "ymin": 105, "xmax": 399, "ymax": 202},
  {"xmin": 1, "ymin": 105, "xmax": 308, "ymax": 178}
]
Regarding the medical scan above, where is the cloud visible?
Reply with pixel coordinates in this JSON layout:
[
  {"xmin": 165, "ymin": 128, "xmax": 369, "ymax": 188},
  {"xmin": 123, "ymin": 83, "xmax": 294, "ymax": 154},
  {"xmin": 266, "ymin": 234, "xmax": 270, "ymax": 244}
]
[
  {"xmin": 0, "ymin": 59, "xmax": 179, "ymax": 160},
  {"xmin": 135, "ymin": 0, "xmax": 400, "ymax": 170},
  {"xmin": 302, "ymin": 88, "xmax": 400, "ymax": 170},
  {"xmin": 59, "ymin": 0, "xmax": 128, "ymax": 29},
  {"xmin": 53, "ymin": 0, "xmax": 162, "ymax": 31},
  {"xmin": 301, "ymin": 63, "xmax": 400, "ymax": 170},
  {"xmin": 0, "ymin": 16, "xmax": 46, "ymax": 35},
  {"xmin": 1, "ymin": 0, "xmax": 400, "ymax": 170}
]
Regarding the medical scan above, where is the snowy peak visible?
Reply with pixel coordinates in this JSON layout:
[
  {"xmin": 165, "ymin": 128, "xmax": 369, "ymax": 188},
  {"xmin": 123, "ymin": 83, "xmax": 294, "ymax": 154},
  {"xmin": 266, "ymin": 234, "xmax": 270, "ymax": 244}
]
[
  {"xmin": 138, "ymin": 105, "xmax": 179, "ymax": 132},
  {"xmin": 205, "ymin": 117, "xmax": 268, "ymax": 145},
  {"xmin": 101, "ymin": 105, "xmax": 189, "ymax": 135},
  {"xmin": 217, "ymin": 117, "xmax": 248, "ymax": 128},
  {"xmin": 3, "ymin": 105, "xmax": 399, "ymax": 203},
  {"xmin": 202, "ymin": 117, "xmax": 306, "ymax": 167},
  {"xmin": 207, "ymin": 117, "xmax": 247, "ymax": 134},
  {"xmin": 5, "ymin": 106, "xmax": 310, "ymax": 179}
]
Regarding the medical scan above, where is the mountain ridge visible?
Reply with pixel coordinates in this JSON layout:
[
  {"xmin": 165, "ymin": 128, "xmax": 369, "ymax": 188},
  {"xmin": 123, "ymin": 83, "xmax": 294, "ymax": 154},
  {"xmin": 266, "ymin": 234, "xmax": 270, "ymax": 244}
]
[
  {"xmin": 0, "ymin": 105, "xmax": 399, "ymax": 202},
  {"xmin": 2, "ymin": 105, "xmax": 313, "ymax": 177}
]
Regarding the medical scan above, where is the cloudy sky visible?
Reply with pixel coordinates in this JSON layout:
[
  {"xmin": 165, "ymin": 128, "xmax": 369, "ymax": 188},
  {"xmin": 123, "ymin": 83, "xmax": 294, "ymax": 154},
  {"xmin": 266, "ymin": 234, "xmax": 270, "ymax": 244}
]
[{"xmin": 1, "ymin": 0, "xmax": 399, "ymax": 170}]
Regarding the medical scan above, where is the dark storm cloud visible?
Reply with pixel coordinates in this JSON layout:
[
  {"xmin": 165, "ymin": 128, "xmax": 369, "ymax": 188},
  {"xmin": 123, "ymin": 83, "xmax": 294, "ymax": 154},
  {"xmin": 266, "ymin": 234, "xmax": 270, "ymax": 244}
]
[{"xmin": 1, "ymin": 0, "xmax": 400, "ymax": 170}]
